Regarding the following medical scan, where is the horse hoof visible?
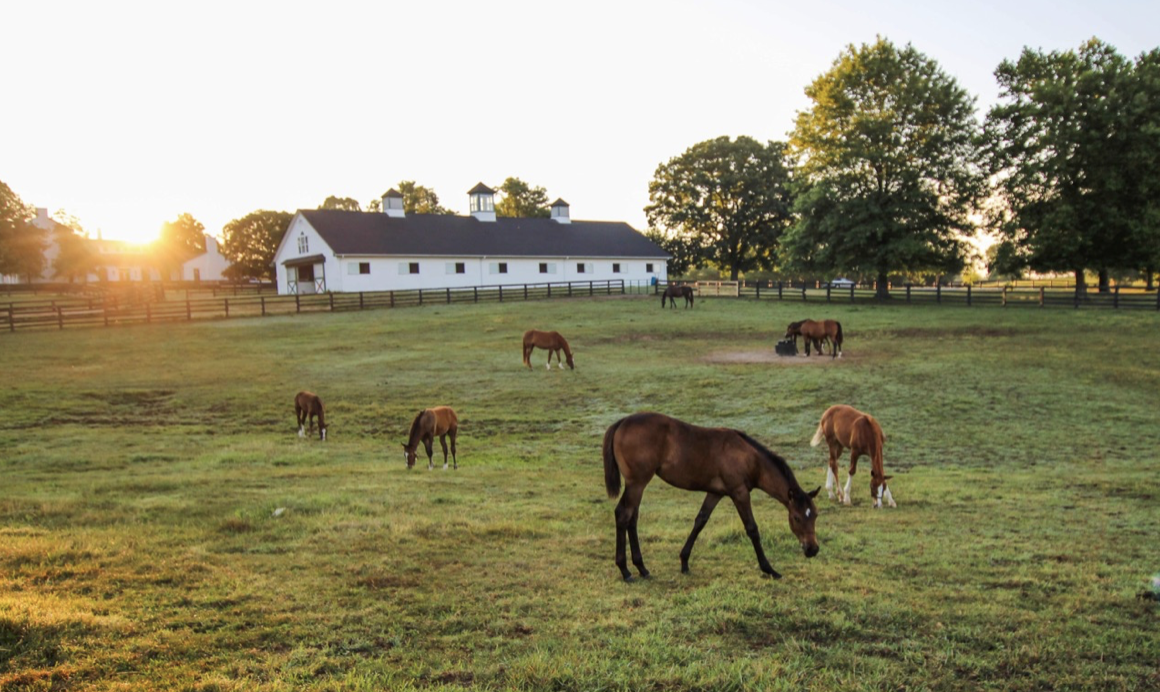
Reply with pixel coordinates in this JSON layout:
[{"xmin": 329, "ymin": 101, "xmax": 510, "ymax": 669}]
[
  {"xmin": 623, "ymin": 575, "xmax": 636, "ymax": 583},
  {"xmin": 764, "ymin": 570, "xmax": 783, "ymax": 580}
]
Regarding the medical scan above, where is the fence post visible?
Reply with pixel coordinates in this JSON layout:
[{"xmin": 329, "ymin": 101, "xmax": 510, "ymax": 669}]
[
  {"xmin": 186, "ymin": 299, "xmax": 192, "ymax": 320},
  {"xmin": 568, "ymin": 283, "xmax": 573, "ymax": 297},
  {"xmin": 524, "ymin": 284, "xmax": 528, "ymax": 300},
  {"xmin": 755, "ymin": 282, "xmax": 761, "ymax": 300},
  {"xmin": 295, "ymin": 294, "xmax": 301, "ymax": 313},
  {"xmin": 778, "ymin": 281, "xmax": 783, "ymax": 300},
  {"xmin": 966, "ymin": 285, "xmax": 972, "ymax": 307},
  {"xmin": 826, "ymin": 284, "xmax": 832, "ymax": 302},
  {"xmin": 589, "ymin": 281, "xmax": 594, "ymax": 296},
  {"xmin": 7, "ymin": 307, "xmax": 13, "ymax": 332},
  {"xmin": 57, "ymin": 305, "xmax": 63, "ymax": 330},
  {"xmin": 547, "ymin": 284, "xmax": 552, "ymax": 299},
  {"xmin": 446, "ymin": 287, "xmax": 451, "ymax": 304},
  {"xmin": 1002, "ymin": 287, "xmax": 1008, "ymax": 307},
  {"xmin": 225, "ymin": 298, "xmax": 230, "ymax": 318},
  {"xmin": 329, "ymin": 293, "xmax": 335, "ymax": 311},
  {"xmin": 936, "ymin": 281, "xmax": 942, "ymax": 304},
  {"xmin": 498, "ymin": 286, "xmax": 503, "ymax": 302},
  {"xmin": 360, "ymin": 292, "xmax": 364, "ymax": 310},
  {"xmin": 1039, "ymin": 287, "xmax": 1045, "ymax": 307},
  {"xmin": 473, "ymin": 286, "xmax": 478, "ymax": 303},
  {"xmin": 390, "ymin": 291, "xmax": 395, "ymax": 308},
  {"xmin": 104, "ymin": 304, "xmax": 109, "ymax": 327},
  {"xmin": 906, "ymin": 284, "xmax": 911, "ymax": 303},
  {"xmin": 419, "ymin": 289, "xmax": 423, "ymax": 305},
  {"xmin": 1113, "ymin": 286, "xmax": 1120, "ymax": 309},
  {"xmin": 801, "ymin": 285, "xmax": 807, "ymax": 302},
  {"xmin": 147, "ymin": 303, "xmax": 152, "ymax": 323},
  {"xmin": 850, "ymin": 284, "xmax": 855, "ymax": 303},
  {"xmin": 261, "ymin": 296, "xmax": 266, "ymax": 316}
]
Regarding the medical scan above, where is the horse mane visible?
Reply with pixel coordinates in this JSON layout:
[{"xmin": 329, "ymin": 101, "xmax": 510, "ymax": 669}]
[
  {"xmin": 407, "ymin": 409, "xmax": 427, "ymax": 444},
  {"xmin": 735, "ymin": 431, "xmax": 804, "ymax": 493}
]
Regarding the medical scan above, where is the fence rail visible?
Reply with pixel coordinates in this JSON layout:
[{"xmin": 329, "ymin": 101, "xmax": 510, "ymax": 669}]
[
  {"xmin": 1, "ymin": 279, "xmax": 632, "ymax": 333},
  {"xmin": 681, "ymin": 281, "xmax": 1160, "ymax": 311}
]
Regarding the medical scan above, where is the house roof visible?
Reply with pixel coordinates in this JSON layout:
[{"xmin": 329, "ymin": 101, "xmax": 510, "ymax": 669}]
[
  {"xmin": 296, "ymin": 210, "xmax": 669, "ymax": 259},
  {"xmin": 467, "ymin": 182, "xmax": 496, "ymax": 195}
]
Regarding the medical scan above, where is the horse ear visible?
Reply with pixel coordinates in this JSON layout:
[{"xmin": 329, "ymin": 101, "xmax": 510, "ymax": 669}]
[{"xmin": 808, "ymin": 486, "xmax": 821, "ymax": 498}]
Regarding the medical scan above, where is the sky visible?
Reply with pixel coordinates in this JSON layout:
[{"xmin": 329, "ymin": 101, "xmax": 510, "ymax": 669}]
[{"xmin": 4, "ymin": 0, "xmax": 1159, "ymax": 243}]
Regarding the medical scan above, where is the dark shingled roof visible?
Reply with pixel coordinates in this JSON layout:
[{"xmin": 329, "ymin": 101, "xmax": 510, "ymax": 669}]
[
  {"xmin": 467, "ymin": 182, "xmax": 496, "ymax": 195},
  {"xmin": 298, "ymin": 210, "xmax": 669, "ymax": 259}
]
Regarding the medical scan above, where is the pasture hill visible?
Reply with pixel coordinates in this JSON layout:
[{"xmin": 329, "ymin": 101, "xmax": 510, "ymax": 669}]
[{"xmin": 1, "ymin": 296, "xmax": 1157, "ymax": 691}]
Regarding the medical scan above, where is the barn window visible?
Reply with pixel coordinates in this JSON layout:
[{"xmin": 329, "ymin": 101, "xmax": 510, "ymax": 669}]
[
  {"xmin": 359, "ymin": 262, "xmax": 370, "ymax": 275},
  {"xmin": 539, "ymin": 262, "xmax": 556, "ymax": 274},
  {"xmin": 399, "ymin": 262, "xmax": 420, "ymax": 275},
  {"xmin": 576, "ymin": 262, "xmax": 587, "ymax": 274},
  {"xmin": 489, "ymin": 262, "xmax": 508, "ymax": 274},
  {"xmin": 446, "ymin": 262, "xmax": 466, "ymax": 274},
  {"xmin": 612, "ymin": 263, "xmax": 621, "ymax": 273},
  {"xmin": 646, "ymin": 263, "xmax": 654, "ymax": 272},
  {"xmin": 297, "ymin": 235, "xmax": 308, "ymax": 253}
]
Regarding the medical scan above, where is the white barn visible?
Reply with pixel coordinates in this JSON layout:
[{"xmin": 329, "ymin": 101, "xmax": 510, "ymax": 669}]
[
  {"xmin": 271, "ymin": 184, "xmax": 669, "ymax": 295},
  {"xmin": 181, "ymin": 234, "xmax": 231, "ymax": 282}
]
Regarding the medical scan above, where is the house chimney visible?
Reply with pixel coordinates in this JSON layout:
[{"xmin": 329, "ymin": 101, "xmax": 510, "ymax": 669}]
[
  {"xmin": 468, "ymin": 182, "xmax": 497, "ymax": 222},
  {"xmin": 550, "ymin": 198, "xmax": 571, "ymax": 224},
  {"xmin": 381, "ymin": 188, "xmax": 405, "ymax": 218}
]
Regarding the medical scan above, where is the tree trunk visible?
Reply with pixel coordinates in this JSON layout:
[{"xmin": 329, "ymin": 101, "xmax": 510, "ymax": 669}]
[
  {"xmin": 875, "ymin": 271, "xmax": 890, "ymax": 300},
  {"xmin": 1098, "ymin": 268, "xmax": 1110, "ymax": 293},
  {"xmin": 1074, "ymin": 269, "xmax": 1087, "ymax": 298},
  {"xmin": 1145, "ymin": 266, "xmax": 1154, "ymax": 291},
  {"xmin": 730, "ymin": 266, "xmax": 740, "ymax": 281}
]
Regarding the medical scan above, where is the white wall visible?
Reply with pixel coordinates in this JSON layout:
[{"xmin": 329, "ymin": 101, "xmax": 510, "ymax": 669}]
[{"xmin": 182, "ymin": 236, "xmax": 231, "ymax": 281}]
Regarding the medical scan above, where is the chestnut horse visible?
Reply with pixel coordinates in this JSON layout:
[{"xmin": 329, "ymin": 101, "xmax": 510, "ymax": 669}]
[
  {"xmin": 522, "ymin": 329, "xmax": 574, "ymax": 370},
  {"xmin": 402, "ymin": 406, "xmax": 459, "ymax": 470},
  {"xmin": 295, "ymin": 391, "xmax": 327, "ymax": 441},
  {"xmin": 784, "ymin": 319, "xmax": 843, "ymax": 358},
  {"xmin": 811, "ymin": 404, "xmax": 895, "ymax": 508},
  {"xmin": 661, "ymin": 285, "xmax": 695, "ymax": 309},
  {"xmin": 603, "ymin": 412, "xmax": 820, "ymax": 581}
]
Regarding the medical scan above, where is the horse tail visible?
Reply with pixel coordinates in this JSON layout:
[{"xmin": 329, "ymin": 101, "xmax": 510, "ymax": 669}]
[
  {"xmin": 810, "ymin": 420, "xmax": 825, "ymax": 447},
  {"xmin": 602, "ymin": 418, "xmax": 624, "ymax": 499},
  {"xmin": 688, "ymin": 289, "xmax": 694, "ymax": 307},
  {"xmin": 834, "ymin": 321, "xmax": 843, "ymax": 352}
]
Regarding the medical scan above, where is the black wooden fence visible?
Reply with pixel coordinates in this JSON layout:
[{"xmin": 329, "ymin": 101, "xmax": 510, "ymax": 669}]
[
  {"xmin": 1, "ymin": 279, "xmax": 631, "ymax": 333},
  {"xmin": 675, "ymin": 280, "xmax": 1160, "ymax": 311}
]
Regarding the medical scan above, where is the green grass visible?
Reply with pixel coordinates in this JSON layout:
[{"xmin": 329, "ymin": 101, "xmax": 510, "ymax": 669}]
[{"xmin": 1, "ymin": 296, "xmax": 1158, "ymax": 691}]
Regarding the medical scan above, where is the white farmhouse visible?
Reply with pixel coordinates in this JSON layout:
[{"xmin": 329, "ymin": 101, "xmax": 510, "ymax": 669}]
[
  {"xmin": 271, "ymin": 184, "xmax": 669, "ymax": 295},
  {"xmin": 181, "ymin": 234, "xmax": 231, "ymax": 282}
]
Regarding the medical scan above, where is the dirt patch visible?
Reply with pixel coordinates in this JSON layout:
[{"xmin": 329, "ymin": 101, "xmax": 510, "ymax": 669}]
[{"xmin": 702, "ymin": 350, "xmax": 862, "ymax": 365}]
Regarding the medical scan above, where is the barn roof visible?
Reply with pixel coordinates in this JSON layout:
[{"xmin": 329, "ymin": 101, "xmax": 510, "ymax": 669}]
[{"xmin": 296, "ymin": 210, "xmax": 669, "ymax": 259}]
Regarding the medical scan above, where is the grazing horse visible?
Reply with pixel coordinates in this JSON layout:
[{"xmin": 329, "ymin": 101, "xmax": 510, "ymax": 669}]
[
  {"xmin": 661, "ymin": 284, "xmax": 695, "ymax": 309},
  {"xmin": 811, "ymin": 404, "xmax": 895, "ymax": 508},
  {"xmin": 522, "ymin": 329, "xmax": 574, "ymax": 370},
  {"xmin": 295, "ymin": 391, "xmax": 327, "ymax": 441},
  {"xmin": 784, "ymin": 319, "xmax": 844, "ymax": 358},
  {"xmin": 603, "ymin": 412, "xmax": 820, "ymax": 581},
  {"xmin": 402, "ymin": 406, "xmax": 459, "ymax": 470}
]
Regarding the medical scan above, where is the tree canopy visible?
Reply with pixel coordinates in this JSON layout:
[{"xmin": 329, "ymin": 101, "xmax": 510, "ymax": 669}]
[
  {"xmin": 155, "ymin": 212, "xmax": 206, "ymax": 277},
  {"xmin": 495, "ymin": 177, "xmax": 550, "ymax": 218},
  {"xmin": 318, "ymin": 196, "xmax": 362, "ymax": 212},
  {"xmin": 984, "ymin": 39, "xmax": 1160, "ymax": 291},
  {"xmin": 645, "ymin": 136, "xmax": 794, "ymax": 280},
  {"xmin": 0, "ymin": 181, "xmax": 46, "ymax": 280},
  {"xmin": 221, "ymin": 210, "xmax": 293, "ymax": 281},
  {"xmin": 50, "ymin": 213, "xmax": 97, "ymax": 283},
  {"xmin": 397, "ymin": 181, "xmax": 452, "ymax": 215},
  {"xmin": 783, "ymin": 38, "xmax": 984, "ymax": 297}
]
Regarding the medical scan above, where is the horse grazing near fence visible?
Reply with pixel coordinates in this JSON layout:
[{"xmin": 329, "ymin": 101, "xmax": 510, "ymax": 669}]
[
  {"xmin": 522, "ymin": 329, "xmax": 574, "ymax": 370},
  {"xmin": 402, "ymin": 406, "xmax": 459, "ymax": 470},
  {"xmin": 784, "ymin": 319, "xmax": 844, "ymax": 358},
  {"xmin": 603, "ymin": 412, "xmax": 820, "ymax": 581},
  {"xmin": 811, "ymin": 404, "xmax": 895, "ymax": 508},
  {"xmin": 295, "ymin": 391, "xmax": 327, "ymax": 441},
  {"xmin": 661, "ymin": 284, "xmax": 695, "ymax": 309}
]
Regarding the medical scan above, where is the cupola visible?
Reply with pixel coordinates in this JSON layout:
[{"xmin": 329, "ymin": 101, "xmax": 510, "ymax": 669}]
[
  {"xmin": 381, "ymin": 188, "xmax": 405, "ymax": 218},
  {"xmin": 550, "ymin": 198, "xmax": 571, "ymax": 224},
  {"xmin": 468, "ymin": 182, "xmax": 497, "ymax": 222}
]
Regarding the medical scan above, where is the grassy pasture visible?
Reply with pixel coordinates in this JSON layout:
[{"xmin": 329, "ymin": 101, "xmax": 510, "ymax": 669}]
[{"xmin": 1, "ymin": 296, "xmax": 1157, "ymax": 691}]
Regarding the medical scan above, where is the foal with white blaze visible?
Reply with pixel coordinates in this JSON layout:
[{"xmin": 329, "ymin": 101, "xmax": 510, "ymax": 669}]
[
  {"xmin": 811, "ymin": 404, "xmax": 895, "ymax": 508},
  {"xmin": 295, "ymin": 391, "xmax": 327, "ymax": 441}
]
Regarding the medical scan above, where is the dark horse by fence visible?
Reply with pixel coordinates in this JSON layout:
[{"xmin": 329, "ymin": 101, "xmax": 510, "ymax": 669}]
[
  {"xmin": 603, "ymin": 412, "xmax": 820, "ymax": 581},
  {"xmin": 784, "ymin": 319, "xmax": 843, "ymax": 358},
  {"xmin": 522, "ymin": 329, "xmax": 574, "ymax": 370},
  {"xmin": 295, "ymin": 391, "xmax": 327, "ymax": 441},
  {"xmin": 811, "ymin": 404, "xmax": 894, "ymax": 508},
  {"xmin": 661, "ymin": 285, "xmax": 695, "ymax": 309},
  {"xmin": 402, "ymin": 406, "xmax": 459, "ymax": 470}
]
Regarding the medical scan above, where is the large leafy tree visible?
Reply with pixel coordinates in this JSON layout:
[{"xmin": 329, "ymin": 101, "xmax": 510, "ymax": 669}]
[
  {"xmin": 156, "ymin": 212, "xmax": 206, "ymax": 278},
  {"xmin": 984, "ymin": 39, "xmax": 1157, "ymax": 293},
  {"xmin": 397, "ymin": 181, "xmax": 452, "ymax": 215},
  {"xmin": 784, "ymin": 38, "xmax": 984, "ymax": 298},
  {"xmin": 495, "ymin": 177, "xmax": 550, "ymax": 218},
  {"xmin": 0, "ymin": 181, "xmax": 47, "ymax": 280},
  {"xmin": 645, "ymin": 136, "xmax": 794, "ymax": 280},
  {"xmin": 318, "ymin": 196, "xmax": 362, "ymax": 212},
  {"xmin": 221, "ymin": 210, "xmax": 293, "ymax": 281},
  {"xmin": 51, "ymin": 212, "xmax": 97, "ymax": 282}
]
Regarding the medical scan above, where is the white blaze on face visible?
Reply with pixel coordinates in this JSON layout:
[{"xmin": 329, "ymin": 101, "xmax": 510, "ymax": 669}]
[{"xmin": 805, "ymin": 508, "xmax": 811, "ymax": 518}]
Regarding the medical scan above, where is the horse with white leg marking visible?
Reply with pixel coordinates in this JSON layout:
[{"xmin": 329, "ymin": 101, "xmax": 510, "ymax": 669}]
[
  {"xmin": 295, "ymin": 391, "xmax": 327, "ymax": 441},
  {"xmin": 522, "ymin": 329, "xmax": 574, "ymax": 370},
  {"xmin": 402, "ymin": 406, "xmax": 459, "ymax": 470},
  {"xmin": 810, "ymin": 404, "xmax": 895, "ymax": 507}
]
